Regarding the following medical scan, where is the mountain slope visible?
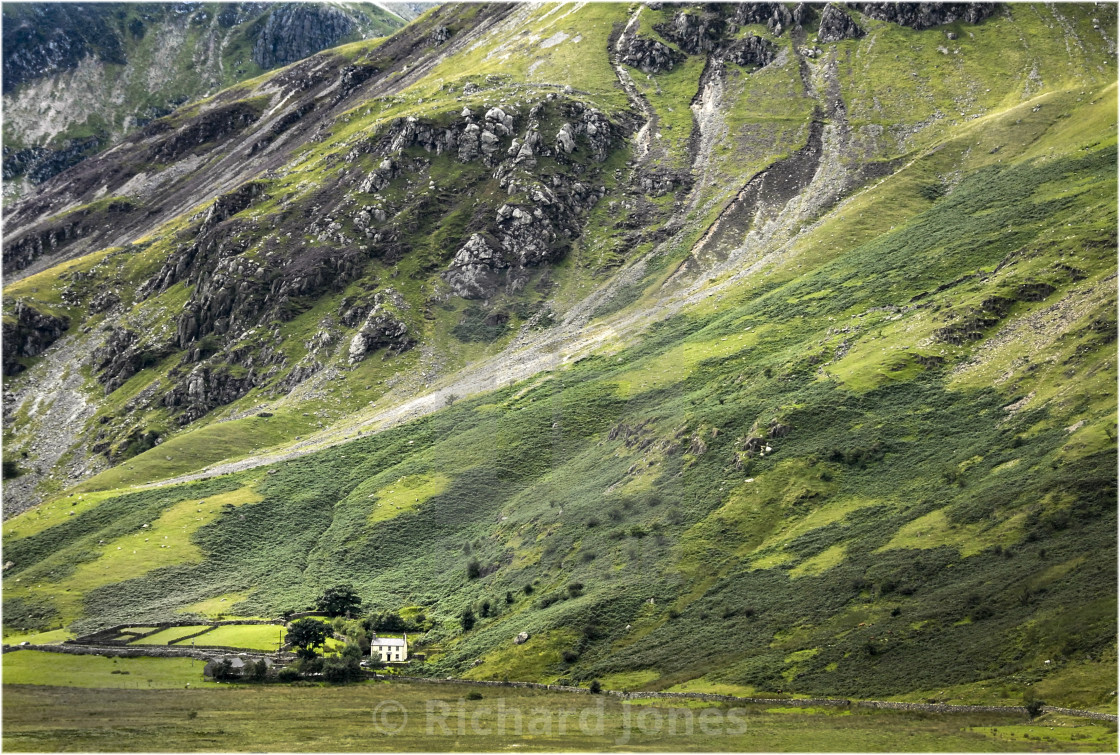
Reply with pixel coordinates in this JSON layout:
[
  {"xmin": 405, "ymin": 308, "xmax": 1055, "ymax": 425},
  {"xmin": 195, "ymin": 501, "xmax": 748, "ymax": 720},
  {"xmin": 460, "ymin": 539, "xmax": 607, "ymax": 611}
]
[
  {"xmin": 1, "ymin": 2, "xmax": 412, "ymax": 200},
  {"xmin": 2, "ymin": 2, "xmax": 1116, "ymax": 709}
]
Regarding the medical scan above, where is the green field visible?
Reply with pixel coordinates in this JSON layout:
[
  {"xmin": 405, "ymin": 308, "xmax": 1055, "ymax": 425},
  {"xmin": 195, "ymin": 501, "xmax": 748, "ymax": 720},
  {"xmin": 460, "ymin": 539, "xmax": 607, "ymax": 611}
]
[
  {"xmin": 131, "ymin": 626, "xmax": 215, "ymax": 646},
  {"xmin": 2, "ymin": 650, "xmax": 219, "ymax": 689},
  {"xmin": 4, "ymin": 677, "xmax": 1115, "ymax": 752},
  {"xmin": 192, "ymin": 625, "xmax": 285, "ymax": 652}
]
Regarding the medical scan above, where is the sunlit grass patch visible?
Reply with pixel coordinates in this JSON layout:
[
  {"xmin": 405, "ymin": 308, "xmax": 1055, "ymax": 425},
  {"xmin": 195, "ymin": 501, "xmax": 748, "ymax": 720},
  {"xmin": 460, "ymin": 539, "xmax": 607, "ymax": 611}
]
[
  {"xmin": 789, "ymin": 545, "xmax": 847, "ymax": 579},
  {"xmin": 0, "ymin": 628, "xmax": 73, "ymax": 646},
  {"xmin": 192, "ymin": 624, "xmax": 283, "ymax": 651},
  {"xmin": 463, "ymin": 628, "xmax": 579, "ymax": 683},
  {"xmin": 613, "ymin": 331, "xmax": 762, "ymax": 397},
  {"xmin": 367, "ymin": 473, "xmax": 452, "ymax": 525}
]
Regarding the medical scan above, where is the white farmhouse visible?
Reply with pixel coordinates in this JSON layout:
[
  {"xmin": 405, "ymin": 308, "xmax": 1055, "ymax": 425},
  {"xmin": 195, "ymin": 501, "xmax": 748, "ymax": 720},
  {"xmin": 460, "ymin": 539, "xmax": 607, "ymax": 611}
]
[{"xmin": 370, "ymin": 633, "xmax": 408, "ymax": 663}]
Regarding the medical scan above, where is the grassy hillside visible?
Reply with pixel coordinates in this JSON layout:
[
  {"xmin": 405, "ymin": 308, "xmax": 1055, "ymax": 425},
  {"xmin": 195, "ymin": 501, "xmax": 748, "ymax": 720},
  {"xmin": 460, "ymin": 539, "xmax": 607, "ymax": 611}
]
[{"xmin": 2, "ymin": 1, "xmax": 1116, "ymax": 711}]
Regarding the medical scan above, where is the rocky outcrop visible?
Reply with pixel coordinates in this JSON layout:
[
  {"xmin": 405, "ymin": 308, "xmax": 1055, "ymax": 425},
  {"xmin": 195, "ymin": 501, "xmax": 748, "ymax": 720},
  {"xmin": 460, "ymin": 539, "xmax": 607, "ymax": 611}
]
[
  {"xmin": 732, "ymin": 2, "xmax": 816, "ymax": 34},
  {"xmin": 161, "ymin": 365, "xmax": 258, "ymax": 424},
  {"xmin": 347, "ymin": 290, "xmax": 413, "ymax": 363},
  {"xmin": 1, "ymin": 301, "xmax": 69, "ymax": 375},
  {"xmin": 446, "ymin": 234, "xmax": 508, "ymax": 299},
  {"xmin": 444, "ymin": 171, "xmax": 606, "ymax": 300},
  {"xmin": 619, "ymin": 36, "xmax": 684, "ymax": 74},
  {"xmin": 3, "ymin": 214, "xmax": 89, "ymax": 274},
  {"xmin": 88, "ymin": 290, "xmax": 120, "ymax": 314},
  {"xmin": 143, "ymin": 100, "xmax": 265, "ymax": 164},
  {"xmin": 251, "ymin": 4, "xmax": 356, "ymax": 69},
  {"xmin": 91, "ymin": 328, "xmax": 173, "ymax": 394},
  {"xmin": 199, "ymin": 181, "xmax": 269, "ymax": 235},
  {"xmin": 629, "ymin": 10, "xmax": 775, "ymax": 71},
  {"xmin": 725, "ymin": 35, "xmax": 777, "ymax": 68},
  {"xmin": 428, "ymin": 25, "xmax": 451, "ymax": 45},
  {"xmin": 818, "ymin": 4, "xmax": 866, "ymax": 42},
  {"xmin": 2, "ymin": 137, "xmax": 101, "ymax": 183},
  {"xmin": 655, "ymin": 11, "xmax": 726, "ymax": 55},
  {"xmin": 851, "ymin": 2, "xmax": 998, "ymax": 29}
]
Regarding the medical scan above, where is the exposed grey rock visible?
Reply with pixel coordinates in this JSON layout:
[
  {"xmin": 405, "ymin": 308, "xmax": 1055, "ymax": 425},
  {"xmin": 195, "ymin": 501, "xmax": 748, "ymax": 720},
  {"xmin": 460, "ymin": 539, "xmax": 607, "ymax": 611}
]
[
  {"xmin": 88, "ymin": 290, "xmax": 120, "ymax": 314},
  {"xmin": 458, "ymin": 122, "xmax": 482, "ymax": 162},
  {"xmin": 851, "ymin": 2, "xmax": 998, "ymax": 29},
  {"xmin": 484, "ymin": 106, "xmax": 514, "ymax": 135},
  {"xmin": 655, "ymin": 11, "xmax": 726, "ymax": 55},
  {"xmin": 556, "ymin": 123, "xmax": 576, "ymax": 154},
  {"xmin": 1, "ymin": 301, "xmax": 68, "ymax": 375},
  {"xmin": 161, "ymin": 365, "xmax": 258, "ymax": 424},
  {"xmin": 252, "ymin": 4, "xmax": 356, "ymax": 69},
  {"xmin": 445, "ymin": 233, "xmax": 508, "ymax": 299},
  {"xmin": 818, "ymin": 4, "xmax": 866, "ymax": 42},
  {"xmin": 733, "ymin": 2, "xmax": 798, "ymax": 34},
  {"xmin": 725, "ymin": 35, "xmax": 777, "ymax": 68},
  {"xmin": 619, "ymin": 36, "xmax": 683, "ymax": 74},
  {"xmin": 428, "ymin": 25, "xmax": 451, "ymax": 45},
  {"xmin": 347, "ymin": 290, "xmax": 413, "ymax": 363},
  {"xmin": 91, "ymin": 328, "xmax": 173, "ymax": 394},
  {"xmin": 514, "ymin": 631, "xmax": 530, "ymax": 645},
  {"xmin": 359, "ymin": 158, "xmax": 399, "ymax": 193}
]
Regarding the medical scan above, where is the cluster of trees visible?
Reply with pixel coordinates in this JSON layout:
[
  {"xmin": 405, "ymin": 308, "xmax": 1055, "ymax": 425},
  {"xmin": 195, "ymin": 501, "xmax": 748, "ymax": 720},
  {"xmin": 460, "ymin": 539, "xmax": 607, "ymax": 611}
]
[
  {"xmin": 282, "ymin": 617, "xmax": 367, "ymax": 683},
  {"xmin": 271, "ymin": 584, "xmax": 426, "ymax": 684}
]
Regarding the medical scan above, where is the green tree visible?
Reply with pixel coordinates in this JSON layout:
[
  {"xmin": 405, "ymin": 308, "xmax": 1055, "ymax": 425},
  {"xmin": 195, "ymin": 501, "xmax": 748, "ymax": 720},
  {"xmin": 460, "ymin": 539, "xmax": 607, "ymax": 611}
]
[
  {"xmin": 460, "ymin": 608, "xmax": 476, "ymax": 632},
  {"xmin": 322, "ymin": 654, "xmax": 362, "ymax": 684},
  {"xmin": 316, "ymin": 584, "xmax": 363, "ymax": 617},
  {"xmin": 249, "ymin": 659, "xmax": 269, "ymax": 681},
  {"xmin": 286, "ymin": 618, "xmax": 330, "ymax": 656}
]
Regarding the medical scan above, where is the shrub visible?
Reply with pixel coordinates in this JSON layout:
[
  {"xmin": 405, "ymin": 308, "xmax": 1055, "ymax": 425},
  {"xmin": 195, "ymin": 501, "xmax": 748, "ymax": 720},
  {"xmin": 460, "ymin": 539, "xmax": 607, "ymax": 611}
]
[
  {"xmin": 278, "ymin": 667, "xmax": 301, "ymax": 682},
  {"xmin": 466, "ymin": 690, "xmax": 484, "ymax": 700},
  {"xmin": 460, "ymin": 608, "xmax": 476, "ymax": 632},
  {"xmin": 567, "ymin": 582, "xmax": 584, "ymax": 598},
  {"xmin": 2, "ymin": 460, "xmax": 23, "ymax": 479},
  {"xmin": 589, "ymin": 680, "xmax": 602, "ymax": 694},
  {"xmin": 467, "ymin": 560, "xmax": 481, "ymax": 579},
  {"xmin": 322, "ymin": 656, "xmax": 362, "ymax": 684},
  {"xmin": 296, "ymin": 655, "xmax": 323, "ymax": 674},
  {"xmin": 562, "ymin": 650, "xmax": 579, "ymax": 663}
]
